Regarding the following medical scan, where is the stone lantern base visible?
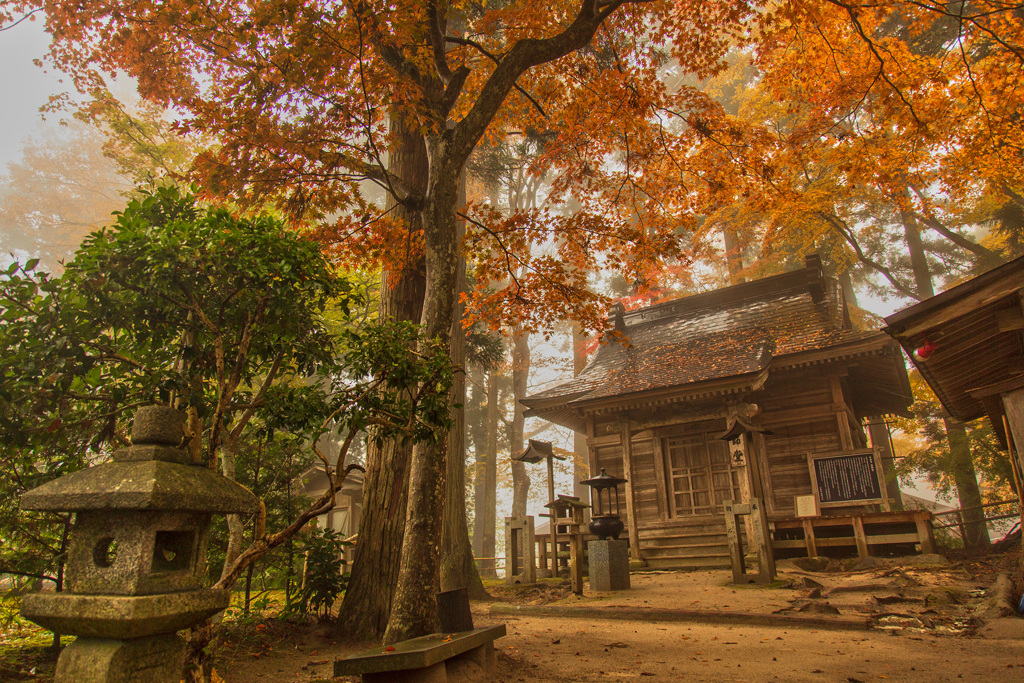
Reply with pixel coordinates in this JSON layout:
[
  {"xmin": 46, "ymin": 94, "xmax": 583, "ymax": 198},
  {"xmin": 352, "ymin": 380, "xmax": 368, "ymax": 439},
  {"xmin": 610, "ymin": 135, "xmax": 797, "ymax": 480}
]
[
  {"xmin": 56, "ymin": 634, "xmax": 185, "ymax": 683},
  {"xmin": 587, "ymin": 539, "xmax": 630, "ymax": 592}
]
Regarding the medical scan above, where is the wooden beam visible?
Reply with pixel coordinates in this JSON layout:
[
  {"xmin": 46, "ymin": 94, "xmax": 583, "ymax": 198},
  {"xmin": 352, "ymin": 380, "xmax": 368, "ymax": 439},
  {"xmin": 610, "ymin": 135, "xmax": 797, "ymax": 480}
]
[
  {"xmin": 621, "ymin": 420, "xmax": 642, "ymax": 561},
  {"xmin": 801, "ymin": 518, "xmax": 818, "ymax": 557},
  {"xmin": 886, "ymin": 274, "xmax": 1024, "ymax": 339},
  {"xmin": 652, "ymin": 436, "xmax": 670, "ymax": 521},
  {"xmin": 913, "ymin": 511, "xmax": 935, "ymax": 554},
  {"xmin": 1003, "ymin": 388, "xmax": 1024, "ymax": 479},
  {"xmin": 852, "ymin": 517, "xmax": 869, "ymax": 559}
]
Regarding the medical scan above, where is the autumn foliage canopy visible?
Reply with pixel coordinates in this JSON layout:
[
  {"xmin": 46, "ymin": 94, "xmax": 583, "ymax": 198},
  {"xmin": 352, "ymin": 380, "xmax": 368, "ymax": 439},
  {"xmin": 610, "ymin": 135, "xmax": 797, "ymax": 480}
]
[{"xmin": 3, "ymin": 1, "xmax": 1019, "ymax": 328}]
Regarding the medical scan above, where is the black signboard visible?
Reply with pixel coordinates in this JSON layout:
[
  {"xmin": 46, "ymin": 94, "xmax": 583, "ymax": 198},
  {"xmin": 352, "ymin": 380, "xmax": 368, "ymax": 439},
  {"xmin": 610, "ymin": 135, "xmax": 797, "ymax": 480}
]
[{"xmin": 811, "ymin": 451, "xmax": 883, "ymax": 505}]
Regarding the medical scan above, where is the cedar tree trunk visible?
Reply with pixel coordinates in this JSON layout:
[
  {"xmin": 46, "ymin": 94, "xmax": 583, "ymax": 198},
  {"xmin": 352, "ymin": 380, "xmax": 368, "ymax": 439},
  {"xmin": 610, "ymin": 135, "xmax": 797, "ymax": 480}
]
[
  {"xmin": 945, "ymin": 418, "xmax": 991, "ymax": 547},
  {"xmin": 470, "ymin": 366, "xmax": 490, "ymax": 573},
  {"xmin": 483, "ymin": 371, "xmax": 499, "ymax": 573},
  {"xmin": 384, "ymin": 134, "xmax": 462, "ymax": 644},
  {"xmin": 338, "ymin": 112, "xmax": 427, "ymax": 639},
  {"xmin": 510, "ymin": 325, "xmax": 531, "ymax": 516},
  {"xmin": 440, "ymin": 238, "xmax": 486, "ymax": 598}
]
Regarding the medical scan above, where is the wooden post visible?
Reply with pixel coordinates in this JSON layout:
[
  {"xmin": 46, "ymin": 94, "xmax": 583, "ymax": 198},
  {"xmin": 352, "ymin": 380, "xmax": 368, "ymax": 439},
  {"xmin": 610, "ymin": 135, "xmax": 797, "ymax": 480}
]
[
  {"xmin": 913, "ymin": 510, "xmax": 935, "ymax": 554},
  {"xmin": 569, "ymin": 505, "xmax": 585, "ymax": 596},
  {"xmin": 754, "ymin": 432, "xmax": 775, "ymax": 514},
  {"xmin": 801, "ymin": 518, "xmax": 818, "ymax": 557},
  {"xmin": 652, "ymin": 437, "xmax": 670, "ymax": 520},
  {"xmin": 724, "ymin": 499, "xmax": 776, "ymax": 584},
  {"xmin": 852, "ymin": 516, "xmax": 869, "ymax": 559},
  {"xmin": 724, "ymin": 501, "xmax": 746, "ymax": 583},
  {"xmin": 547, "ymin": 454, "xmax": 559, "ymax": 578},
  {"xmin": 751, "ymin": 499, "xmax": 777, "ymax": 583},
  {"xmin": 743, "ymin": 432, "xmax": 765, "ymax": 501},
  {"xmin": 1003, "ymin": 389, "xmax": 1024, "ymax": 481},
  {"xmin": 831, "ymin": 375, "xmax": 855, "ymax": 450},
  {"xmin": 869, "ymin": 419, "xmax": 903, "ymax": 511},
  {"xmin": 620, "ymin": 420, "xmax": 641, "ymax": 561}
]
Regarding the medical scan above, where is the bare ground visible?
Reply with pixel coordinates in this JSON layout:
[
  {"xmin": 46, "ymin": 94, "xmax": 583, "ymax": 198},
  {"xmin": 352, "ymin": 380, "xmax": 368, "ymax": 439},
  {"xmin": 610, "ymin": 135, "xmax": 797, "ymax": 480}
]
[
  {"xmin": 3, "ymin": 550, "xmax": 1021, "ymax": 682},
  {"xmin": 215, "ymin": 550, "xmax": 1024, "ymax": 682}
]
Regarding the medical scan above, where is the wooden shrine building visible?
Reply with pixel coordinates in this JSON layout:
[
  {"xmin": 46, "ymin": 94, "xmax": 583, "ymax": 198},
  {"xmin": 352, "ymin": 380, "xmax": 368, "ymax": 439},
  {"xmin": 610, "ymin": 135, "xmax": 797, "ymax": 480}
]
[{"xmin": 522, "ymin": 255, "xmax": 924, "ymax": 568}]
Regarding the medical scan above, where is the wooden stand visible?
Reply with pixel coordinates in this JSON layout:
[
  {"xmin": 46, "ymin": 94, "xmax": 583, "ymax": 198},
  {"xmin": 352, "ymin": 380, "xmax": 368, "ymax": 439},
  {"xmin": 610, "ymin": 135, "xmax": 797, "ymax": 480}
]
[
  {"xmin": 723, "ymin": 498, "xmax": 776, "ymax": 584},
  {"xmin": 546, "ymin": 495, "xmax": 589, "ymax": 595},
  {"xmin": 771, "ymin": 509, "xmax": 935, "ymax": 558}
]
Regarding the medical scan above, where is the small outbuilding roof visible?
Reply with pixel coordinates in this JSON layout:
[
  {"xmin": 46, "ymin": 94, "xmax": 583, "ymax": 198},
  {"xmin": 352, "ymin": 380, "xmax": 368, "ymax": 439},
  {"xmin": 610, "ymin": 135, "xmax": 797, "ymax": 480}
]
[
  {"xmin": 524, "ymin": 256, "xmax": 913, "ymax": 431},
  {"xmin": 883, "ymin": 255, "xmax": 1024, "ymax": 442}
]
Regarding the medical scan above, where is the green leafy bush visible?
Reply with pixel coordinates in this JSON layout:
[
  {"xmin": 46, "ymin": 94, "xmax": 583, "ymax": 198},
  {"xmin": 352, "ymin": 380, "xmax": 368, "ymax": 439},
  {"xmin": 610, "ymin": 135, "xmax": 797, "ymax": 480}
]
[{"xmin": 299, "ymin": 527, "xmax": 351, "ymax": 620}]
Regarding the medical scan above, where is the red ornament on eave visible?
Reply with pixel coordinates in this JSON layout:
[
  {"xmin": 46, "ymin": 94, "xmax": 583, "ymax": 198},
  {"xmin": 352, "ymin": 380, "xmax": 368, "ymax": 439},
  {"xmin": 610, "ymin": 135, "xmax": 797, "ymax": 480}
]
[{"xmin": 914, "ymin": 337, "xmax": 938, "ymax": 361}]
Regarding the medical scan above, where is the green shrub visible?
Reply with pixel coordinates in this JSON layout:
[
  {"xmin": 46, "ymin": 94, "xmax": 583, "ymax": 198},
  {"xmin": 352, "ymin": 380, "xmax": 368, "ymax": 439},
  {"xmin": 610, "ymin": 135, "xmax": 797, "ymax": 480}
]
[{"xmin": 300, "ymin": 528, "xmax": 350, "ymax": 620}]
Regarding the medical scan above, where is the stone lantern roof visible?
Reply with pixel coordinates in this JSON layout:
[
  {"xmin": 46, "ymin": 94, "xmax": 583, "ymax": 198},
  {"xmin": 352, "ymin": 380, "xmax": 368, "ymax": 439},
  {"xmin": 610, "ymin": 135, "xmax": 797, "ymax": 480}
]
[
  {"xmin": 21, "ymin": 405, "xmax": 258, "ymax": 515},
  {"xmin": 20, "ymin": 460, "xmax": 259, "ymax": 514}
]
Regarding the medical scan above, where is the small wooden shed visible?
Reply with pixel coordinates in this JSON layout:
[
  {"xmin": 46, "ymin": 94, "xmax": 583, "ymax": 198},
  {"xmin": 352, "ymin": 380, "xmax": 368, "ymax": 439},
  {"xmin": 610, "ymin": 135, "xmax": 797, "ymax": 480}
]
[
  {"xmin": 522, "ymin": 256, "xmax": 920, "ymax": 568},
  {"xmin": 883, "ymin": 255, "xmax": 1024, "ymax": 469}
]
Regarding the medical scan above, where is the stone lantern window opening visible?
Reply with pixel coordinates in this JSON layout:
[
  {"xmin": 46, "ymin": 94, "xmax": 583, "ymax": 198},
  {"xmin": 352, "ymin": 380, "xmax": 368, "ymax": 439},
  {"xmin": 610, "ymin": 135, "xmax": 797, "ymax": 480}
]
[
  {"xmin": 152, "ymin": 529, "xmax": 197, "ymax": 573},
  {"xmin": 93, "ymin": 537, "xmax": 118, "ymax": 568}
]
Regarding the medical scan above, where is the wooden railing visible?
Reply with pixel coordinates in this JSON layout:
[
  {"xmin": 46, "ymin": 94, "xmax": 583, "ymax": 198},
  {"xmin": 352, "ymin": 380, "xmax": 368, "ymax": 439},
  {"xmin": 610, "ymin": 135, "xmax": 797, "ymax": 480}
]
[
  {"xmin": 770, "ymin": 510, "xmax": 935, "ymax": 558},
  {"xmin": 930, "ymin": 498, "xmax": 1021, "ymax": 541}
]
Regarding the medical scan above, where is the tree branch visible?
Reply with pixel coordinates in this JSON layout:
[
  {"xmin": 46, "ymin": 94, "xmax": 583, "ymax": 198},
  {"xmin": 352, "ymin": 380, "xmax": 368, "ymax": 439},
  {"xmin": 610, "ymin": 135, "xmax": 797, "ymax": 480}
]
[
  {"xmin": 816, "ymin": 210, "xmax": 922, "ymax": 300},
  {"xmin": 451, "ymin": 0, "xmax": 626, "ymax": 166}
]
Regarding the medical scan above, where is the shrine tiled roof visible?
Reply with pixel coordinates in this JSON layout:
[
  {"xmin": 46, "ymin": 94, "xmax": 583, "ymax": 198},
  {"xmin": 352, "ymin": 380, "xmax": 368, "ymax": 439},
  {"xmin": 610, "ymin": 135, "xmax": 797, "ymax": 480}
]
[{"xmin": 523, "ymin": 260, "xmax": 904, "ymax": 419}]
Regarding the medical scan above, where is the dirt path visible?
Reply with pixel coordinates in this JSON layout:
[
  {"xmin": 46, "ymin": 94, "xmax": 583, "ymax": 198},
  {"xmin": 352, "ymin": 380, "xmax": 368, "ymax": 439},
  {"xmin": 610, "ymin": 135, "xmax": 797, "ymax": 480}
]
[
  {"xmin": 216, "ymin": 556, "xmax": 1024, "ymax": 682},
  {"xmin": 487, "ymin": 614, "xmax": 1024, "ymax": 682}
]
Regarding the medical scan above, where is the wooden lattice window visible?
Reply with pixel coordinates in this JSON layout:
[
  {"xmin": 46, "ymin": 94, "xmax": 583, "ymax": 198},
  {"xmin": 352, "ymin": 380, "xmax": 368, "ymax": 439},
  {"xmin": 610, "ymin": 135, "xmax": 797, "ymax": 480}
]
[{"xmin": 665, "ymin": 432, "xmax": 740, "ymax": 517}]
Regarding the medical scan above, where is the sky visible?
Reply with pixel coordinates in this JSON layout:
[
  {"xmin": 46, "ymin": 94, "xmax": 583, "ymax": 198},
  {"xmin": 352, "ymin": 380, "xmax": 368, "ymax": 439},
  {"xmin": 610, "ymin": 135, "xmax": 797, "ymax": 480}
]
[{"xmin": 0, "ymin": 14, "xmax": 74, "ymax": 168}]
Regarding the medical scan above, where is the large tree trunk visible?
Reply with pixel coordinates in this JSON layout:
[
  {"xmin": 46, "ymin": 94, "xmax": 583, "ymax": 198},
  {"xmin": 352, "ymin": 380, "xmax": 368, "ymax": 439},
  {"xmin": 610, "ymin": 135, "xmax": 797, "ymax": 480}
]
[
  {"xmin": 337, "ymin": 112, "xmax": 427, "ymax": 639},
  {"xmin": 440, "ymin": 250, "xmax": 487, "ymax": 598},
  {"xmin": 722, "ymin": 224, "xmax": 745, "ymax": 285},
  {"xmin": 483, "ymin": 371, "xmax": 499, "ymax": 574},
  {"xmin": 384, "ymin": 136, "xmax": 462, "ymax": 644},
  {"xmin": 901, "ymin": 213, "xmax": 989, "ymax": 548},
  {"xmin": 510, "ymin": 325, "xmax": 531, "ymax": 516},
  {"xmin": 900, "ymin": 205, "xmax": 933, "ymax": 299},
  {"xmin": 572, "ymin": 324, "xmax": 590, "ymax": 505},
  {"xmin": 945, "ymin": 418, "xmax": 991, "ymax": 548},
  {"xmin": 470, "ymin": 366, "xmax": 489, "ymax": 574}
]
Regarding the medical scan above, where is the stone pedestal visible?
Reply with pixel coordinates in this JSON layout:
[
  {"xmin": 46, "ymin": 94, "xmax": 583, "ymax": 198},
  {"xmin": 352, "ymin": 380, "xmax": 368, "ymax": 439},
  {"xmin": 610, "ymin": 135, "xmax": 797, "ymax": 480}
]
[
  {"xmin": 588, "ymin": 539, "xmax": 630, "ymax": 592},
  {"xmin": 55, "ymin": 634, "xmax": 185, "ymax": 683}
]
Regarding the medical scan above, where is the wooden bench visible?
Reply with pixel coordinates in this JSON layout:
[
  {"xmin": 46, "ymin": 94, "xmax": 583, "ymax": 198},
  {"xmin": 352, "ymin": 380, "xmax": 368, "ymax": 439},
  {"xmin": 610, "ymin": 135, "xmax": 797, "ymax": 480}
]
[{"xmin": 333, "ymin": 624, "xmax": 506, "ymax": 682}]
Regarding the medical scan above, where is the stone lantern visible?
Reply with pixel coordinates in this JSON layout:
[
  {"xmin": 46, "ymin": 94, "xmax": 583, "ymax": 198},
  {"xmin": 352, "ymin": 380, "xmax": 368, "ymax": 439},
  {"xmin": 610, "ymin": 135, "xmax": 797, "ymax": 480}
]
[
  {"xmin": 20, "ymin": 405, "xmax": 259, "ymax": 683},
  {"xmin": 580, "ymin": 468, "xmax": 630, "ymax": 592}
]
